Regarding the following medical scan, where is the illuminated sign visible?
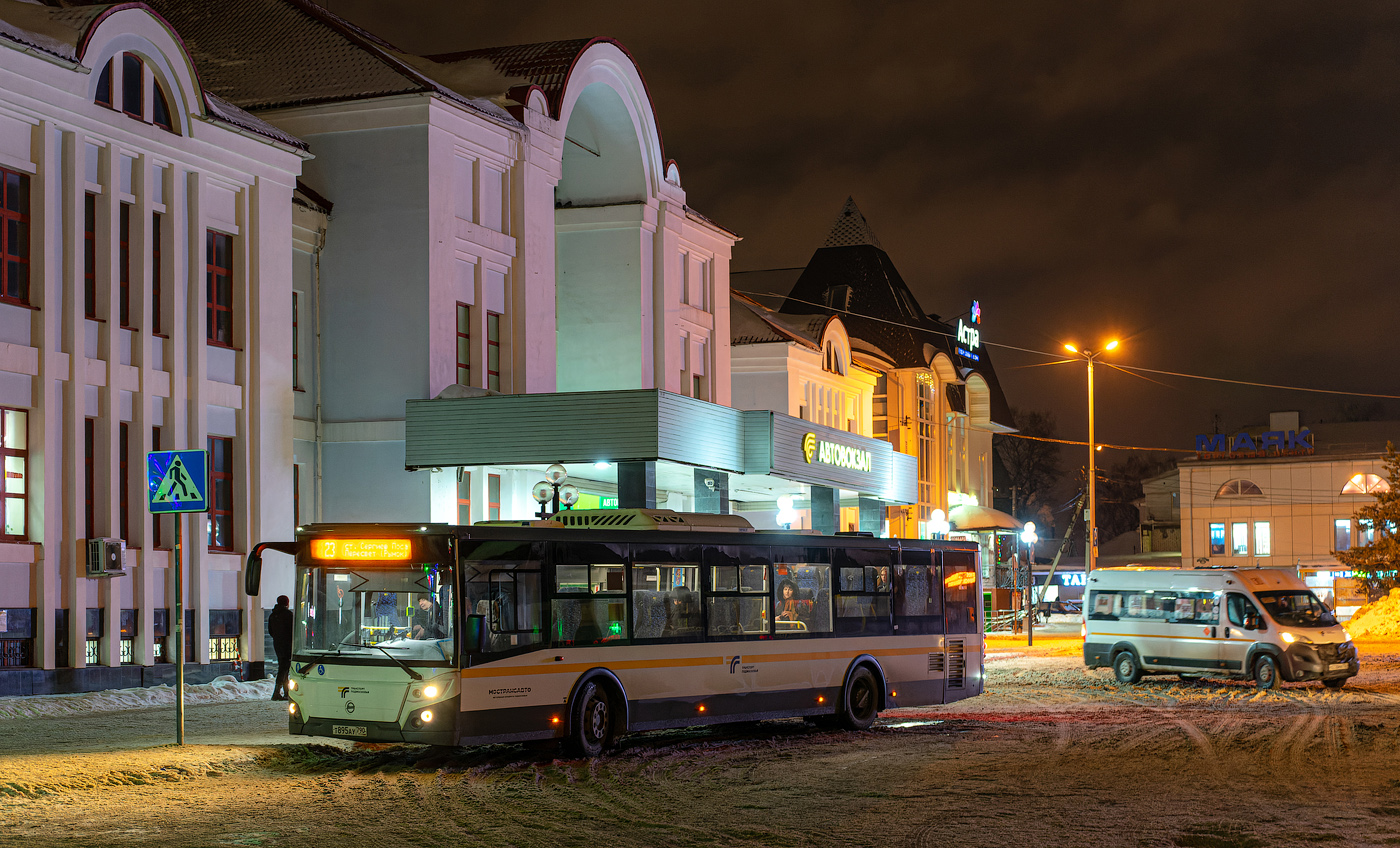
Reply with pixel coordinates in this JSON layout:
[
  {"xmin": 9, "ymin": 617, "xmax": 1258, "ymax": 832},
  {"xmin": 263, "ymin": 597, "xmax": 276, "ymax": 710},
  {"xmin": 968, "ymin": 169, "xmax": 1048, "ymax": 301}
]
[
  {"xmin": 801, "ymin": 433, "xmax": 872, "ymax": 472},
  {"xmin": 1195, "ymin": 429, "xmax": 1313, "ymax": 460},
  {"xmin": 1059, "ymin": 572, "xmax": 1086, "ymax": 587},
  {"xmin": 944, "ymin": 570, "xmax": 977, "ymax": 588},
  {"xmin": 310, "ymin": 539, "xmax": 412, "ymax": 561},
  {"xmin": 955, "ymin": 300, "xmax": 982, "ymax": 362}
]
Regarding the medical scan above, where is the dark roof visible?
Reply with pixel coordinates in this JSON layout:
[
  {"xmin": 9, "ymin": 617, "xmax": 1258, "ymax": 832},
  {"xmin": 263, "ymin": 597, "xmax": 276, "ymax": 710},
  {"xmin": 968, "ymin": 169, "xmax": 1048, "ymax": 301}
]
[
  {"xmin": 293, "ymin": 179, "xmax": 332, "ymax": 214},
  {"xmin": 426, "ymin": 38, "xmax": 595, "ymax": 119},
  {"xmin": 779, "ymin": 198, "xmax": 1014, "ymax": 428}
]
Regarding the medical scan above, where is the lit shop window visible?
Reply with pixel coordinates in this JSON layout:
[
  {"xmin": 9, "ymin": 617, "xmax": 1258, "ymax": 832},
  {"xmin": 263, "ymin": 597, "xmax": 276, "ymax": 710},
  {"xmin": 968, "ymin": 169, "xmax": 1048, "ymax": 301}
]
[
  {"xmin": 0, "ymin": 408, "xmax": 28, "ymax": 539},
  {"xmin": 1254, "ymin": 522, "xmax": 1271, "ymax": 556},
  {"xmin": 1209, "ymin": 523, "xmax": 1226, "ymax": 556},
  {"xmin": 1232, "ymin": 522, "xmax": 1248, "ymax": 556}
]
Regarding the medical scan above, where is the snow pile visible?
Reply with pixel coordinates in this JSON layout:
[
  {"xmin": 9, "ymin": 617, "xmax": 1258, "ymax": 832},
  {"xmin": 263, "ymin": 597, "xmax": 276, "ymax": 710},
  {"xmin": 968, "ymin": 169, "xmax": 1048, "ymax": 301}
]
[
  {"xmin": 1344, "ymin": 588, "xmax": 1400, "ymax": 639},
  {"xmin": 0, "ymin": 675, "xmax": 273, "ymax": 721}
]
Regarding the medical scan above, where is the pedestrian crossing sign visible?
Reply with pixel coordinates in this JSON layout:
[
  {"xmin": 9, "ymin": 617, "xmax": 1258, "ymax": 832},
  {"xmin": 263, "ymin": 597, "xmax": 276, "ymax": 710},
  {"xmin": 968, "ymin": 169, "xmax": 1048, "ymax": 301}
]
[{"xmin": 147, "ymin": 450, "xmax": 210, "ymax": 514}]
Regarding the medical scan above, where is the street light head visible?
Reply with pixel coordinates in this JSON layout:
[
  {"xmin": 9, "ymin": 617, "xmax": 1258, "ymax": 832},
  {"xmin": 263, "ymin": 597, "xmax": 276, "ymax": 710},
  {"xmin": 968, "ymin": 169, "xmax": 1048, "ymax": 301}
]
[
  {"xmin": 1063, "ymin": 343, "xmax": 1079, "ymax": 354},
  {"xmin": 1105, "ymin": 339, "xmax": 1119, "ymax": 352}
]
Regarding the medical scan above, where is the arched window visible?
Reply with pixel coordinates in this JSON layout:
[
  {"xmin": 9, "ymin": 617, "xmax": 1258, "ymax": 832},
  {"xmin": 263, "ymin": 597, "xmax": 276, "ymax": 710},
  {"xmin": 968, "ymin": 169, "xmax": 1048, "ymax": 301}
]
[
  {"xmin": 1215, "ymin": 479, "xmax": 1263, "ymax": 498},
  {"xmin": 823, "ymin": 340, "xmax": 846, "ymax": 375},
  {"xmin": 94, "ymin": 53, "xmax": 179, "ymax": 134},
  {"xmin": 1342, "ymin": 473, "xmax": 1389, "ymax": 495}
]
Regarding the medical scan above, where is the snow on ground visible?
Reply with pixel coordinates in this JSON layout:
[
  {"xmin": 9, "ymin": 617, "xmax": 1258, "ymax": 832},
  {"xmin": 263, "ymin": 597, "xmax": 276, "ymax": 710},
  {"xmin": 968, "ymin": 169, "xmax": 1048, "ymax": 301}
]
[
  {"xmin": 1347, "ymin": 588, "xmax": 1400, "ymax": 638},
  {"xmin": 0, "ymin": 675, "xmax": 273, "ymax": 721}
]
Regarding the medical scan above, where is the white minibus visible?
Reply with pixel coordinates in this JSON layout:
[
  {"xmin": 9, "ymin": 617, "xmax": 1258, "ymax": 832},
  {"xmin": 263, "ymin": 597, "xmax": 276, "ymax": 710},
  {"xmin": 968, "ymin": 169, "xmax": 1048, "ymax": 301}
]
[{"xmin": 1083, "ymin": 566, "xmax": 1359, "ymax": 690}]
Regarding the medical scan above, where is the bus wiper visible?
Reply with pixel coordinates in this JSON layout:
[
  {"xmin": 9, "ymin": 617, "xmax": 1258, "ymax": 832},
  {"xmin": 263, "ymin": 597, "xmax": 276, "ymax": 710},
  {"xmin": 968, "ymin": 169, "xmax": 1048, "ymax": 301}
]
[{"xmin": 333, "ymin": 640, "xmax": 423, "ymax": 681}]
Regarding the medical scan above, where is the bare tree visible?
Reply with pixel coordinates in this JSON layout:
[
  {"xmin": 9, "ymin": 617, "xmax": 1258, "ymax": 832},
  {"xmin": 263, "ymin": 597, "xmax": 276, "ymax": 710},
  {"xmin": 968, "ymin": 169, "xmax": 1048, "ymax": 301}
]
[{"xmin": 994, "ymin": 409, "xmax": 1062, "ymax": 527}]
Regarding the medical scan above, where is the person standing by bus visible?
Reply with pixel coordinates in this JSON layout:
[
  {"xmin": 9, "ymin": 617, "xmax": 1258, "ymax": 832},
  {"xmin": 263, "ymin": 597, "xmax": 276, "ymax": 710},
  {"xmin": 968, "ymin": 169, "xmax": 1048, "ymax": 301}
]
[{"xmin": 269, "ymin": 595, "xmax": 293, "ymax": 701}]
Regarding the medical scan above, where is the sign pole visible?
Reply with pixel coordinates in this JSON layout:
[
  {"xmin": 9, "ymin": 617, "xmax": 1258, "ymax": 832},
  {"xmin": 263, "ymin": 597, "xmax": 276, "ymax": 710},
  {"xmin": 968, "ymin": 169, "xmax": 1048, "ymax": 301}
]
[{"xmin": 175, "ymin": 514, "xmax": 184, "ymax": 745}]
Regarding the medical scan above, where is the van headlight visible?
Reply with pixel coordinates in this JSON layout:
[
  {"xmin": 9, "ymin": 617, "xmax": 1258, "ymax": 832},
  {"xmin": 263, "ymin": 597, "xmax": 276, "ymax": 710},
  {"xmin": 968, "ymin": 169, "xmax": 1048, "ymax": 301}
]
[{"xmin": 1280, "ymin": 632, "xmax": 1296, "ymax": 644}]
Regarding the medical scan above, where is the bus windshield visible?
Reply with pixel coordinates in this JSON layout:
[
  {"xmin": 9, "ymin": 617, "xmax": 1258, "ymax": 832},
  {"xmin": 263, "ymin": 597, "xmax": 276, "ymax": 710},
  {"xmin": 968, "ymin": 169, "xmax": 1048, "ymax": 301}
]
[
  {"xmin": 1254, "ymin": 590, "xmax": 1337, "ymax": 629},
  {"xmin": 294, "ymin": 560, "xmax": 455, "ymax": 664}
]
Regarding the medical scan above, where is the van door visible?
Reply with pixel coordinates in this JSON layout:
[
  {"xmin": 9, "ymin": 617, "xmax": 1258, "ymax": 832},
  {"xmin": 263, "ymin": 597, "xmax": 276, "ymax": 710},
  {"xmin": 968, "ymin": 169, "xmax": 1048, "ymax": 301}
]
[
  {"xmin": 1220, "ymin": 592, "xmax": 1266, "ymax": 676},
  {"xmin": 1166, "ymin": 590, "xmax": 1223, "ymax": 672}
]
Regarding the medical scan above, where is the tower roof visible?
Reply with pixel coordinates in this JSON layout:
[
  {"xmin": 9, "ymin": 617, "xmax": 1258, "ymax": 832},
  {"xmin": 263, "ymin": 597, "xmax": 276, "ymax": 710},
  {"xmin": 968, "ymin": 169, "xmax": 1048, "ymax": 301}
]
[{"xmin": 824, "ymin": 197, "xmax": 883, "ymax": 249}]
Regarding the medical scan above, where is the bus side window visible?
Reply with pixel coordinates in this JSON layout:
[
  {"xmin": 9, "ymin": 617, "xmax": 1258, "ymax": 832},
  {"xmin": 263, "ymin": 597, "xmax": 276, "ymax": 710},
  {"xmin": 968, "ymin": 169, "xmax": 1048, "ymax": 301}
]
[
  {"xmin": 704, "ymin": 545, "xmax": 772, "ymax": 637},
  {"xmin": 773, "ymin": 563, "xmax": 831, "ymax": 635},
  {"xmin": 941, "ymin": 551, "xmax": 979, "ymax": 634}
]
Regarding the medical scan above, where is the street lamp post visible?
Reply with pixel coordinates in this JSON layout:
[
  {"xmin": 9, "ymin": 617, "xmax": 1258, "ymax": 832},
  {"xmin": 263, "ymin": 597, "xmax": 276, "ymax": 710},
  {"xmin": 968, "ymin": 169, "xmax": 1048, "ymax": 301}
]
[{"xmin": 1063, "ymin": 340, "xmax": 1118, "ymax": 575}]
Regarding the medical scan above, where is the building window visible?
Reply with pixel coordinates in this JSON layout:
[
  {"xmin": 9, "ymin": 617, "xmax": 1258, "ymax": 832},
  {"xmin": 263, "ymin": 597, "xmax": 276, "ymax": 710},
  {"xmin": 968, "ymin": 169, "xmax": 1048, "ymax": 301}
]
[
  {"xmin": 206, "ymin": 231, "xmax": 233, "ymax": 346},
  {"xmin": 823, "ymin": 341, "xmax": 846, "ymax": 375},
  {"xmin": 1231, "ymin": 522, "xmax": 1248, "ymax": 556},
  {"xmin": 151, "ymin": 212, "xmax": 162, "ymax": 334},
  {"xmin": 486, "ymin": 311, "xmax": 501, "ymax": 391},
  {"xmin": 293, "ymin": 464, "xmax": 301, "ymax": 528},
  {"xmin": 208, "ymin": 436, "xmax": 233, "ymax": 551},
  {"xmin": 872, "ymin": 373, "xmax": 888, "ymax": 436},
  {"xmin": 1215, "ymin": 479, "xmax": 1263, "ymax": 498},
  {"xmin": 95, "ymin": 59, "xmax": 113, "ymax": 108},
  {"xmin": 1, "ymin": 168, "xmax": 30, "ymax": 305},
  {"xmin": 488, "ymin": 474, "xmax": 501, "ymax": 521},
  {"xmin": 693, "ymin": 374, "xmax": 707, "ymax": 401},
  {"xmin": 1359, "ymin": 519, "xmax": 1375, "ymax": 547},
  {"xmin": 152, "ymin": 426, "xmax": 164, "ymax": 549},
  {"xmin": 456, "ymin": 303, "xmax": 470, "ymax": 385},
  {"xmin": 292, "ymin": 293, "xmax": 300, "ymax": 389},
  {"xmin": 152, "ymin": 85, "xmax": 173, "ymax": 132},
  {"xmin": 84, "ymin": 419, "xmax": 95, "ymax": 537},
  {"xmin": 1254, "ymin": 521, "xmax": 1271, "ymax": 556},
  {"xmin": 0, "ymin": 408, "xmax": 28, "ymax": 540},
  {"xmin": 1208, "ymin": 522, "xmax": 1226, "ymax": 556},
  {"xmin": 1334, "ymin": 519, "xmax": 1352, "ymax": 552},
  {"xmin": 119, "ymin": 204, "xmax": 132, "ymax": 328},
  {"xmin": 121, "ymin": 53, "xmax": 143, "ymax": 118},
  {"xmin": 119, "ymin": 423, "xmax": 129, "ymax": 545},
  {"xmin": 84, "ymin": 194, "xmax": 96, "ymax": 319},
  {"xmin": 1342, "ymin": 473, "xmax": 1388, "ymax": 495},
  {"xmin": 457, "ymin": 470, "xmax": 471, "ymax": 525}
]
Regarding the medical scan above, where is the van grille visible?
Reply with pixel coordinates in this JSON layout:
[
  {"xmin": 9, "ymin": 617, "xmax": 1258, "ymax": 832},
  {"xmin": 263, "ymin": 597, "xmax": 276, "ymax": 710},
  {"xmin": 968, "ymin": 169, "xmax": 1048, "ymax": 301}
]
[{"xmin": 946, "ymin": 640, "xmax": 966, "ymax": 688}]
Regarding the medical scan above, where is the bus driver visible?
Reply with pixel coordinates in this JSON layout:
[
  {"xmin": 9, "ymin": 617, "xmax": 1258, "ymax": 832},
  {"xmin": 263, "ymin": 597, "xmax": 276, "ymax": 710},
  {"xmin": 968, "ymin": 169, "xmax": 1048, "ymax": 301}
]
[{"xmin": 410, "ymin": 596, "xmax": 444, "ymax": 640}]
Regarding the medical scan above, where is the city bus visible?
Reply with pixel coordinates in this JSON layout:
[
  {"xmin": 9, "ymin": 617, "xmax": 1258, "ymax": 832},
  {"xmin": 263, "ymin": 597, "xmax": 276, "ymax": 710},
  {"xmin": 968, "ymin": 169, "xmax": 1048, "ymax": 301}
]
[{"xmin": 245, "ymin": 509, "xmax": 984, "ymax": 756}]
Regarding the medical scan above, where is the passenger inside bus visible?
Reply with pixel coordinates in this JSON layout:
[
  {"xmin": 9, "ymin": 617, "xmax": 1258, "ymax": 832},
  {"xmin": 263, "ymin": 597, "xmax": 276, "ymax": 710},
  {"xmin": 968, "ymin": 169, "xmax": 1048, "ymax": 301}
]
[
  {"xmin": 410, "ymin": 596, "xmax": 444, "ymax": 639},
  {"xmin": 775, "ymin": 579, "xmax": 812, "ymax": 629}
]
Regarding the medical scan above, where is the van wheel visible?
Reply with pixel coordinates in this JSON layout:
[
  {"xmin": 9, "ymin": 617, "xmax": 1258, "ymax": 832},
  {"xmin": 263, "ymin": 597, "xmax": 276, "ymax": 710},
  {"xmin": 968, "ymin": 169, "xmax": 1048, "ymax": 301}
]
[
  {"xmin": 568, "ymin": 680, "xmax": 616, "ymax": 757},
  {"xmin": 1253, "ymin": 655, "xmax": 1279, "ymax": 690},
  {"xmin": 839, "ymin": 667, "xmax": 879, "ymax": 731},
  {"xmin": 1321, "ymin": 677, "xmax": 1347, "ymax": 690},
  {"xmin": 1113, "ymin": 650, "xmax": 1142, "ymax": 685}
]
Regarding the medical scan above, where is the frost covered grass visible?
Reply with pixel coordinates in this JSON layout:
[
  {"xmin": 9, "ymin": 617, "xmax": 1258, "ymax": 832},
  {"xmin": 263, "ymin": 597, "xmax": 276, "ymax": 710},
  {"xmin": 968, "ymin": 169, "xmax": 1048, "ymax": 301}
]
[{"xmin": 0, "ymin": 675, "xmax": 273, "ymax": 721}]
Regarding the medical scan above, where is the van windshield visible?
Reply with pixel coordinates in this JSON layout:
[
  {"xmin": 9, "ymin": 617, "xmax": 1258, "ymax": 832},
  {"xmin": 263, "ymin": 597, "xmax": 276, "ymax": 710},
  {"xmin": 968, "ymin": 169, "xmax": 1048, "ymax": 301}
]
[{"xmin": 1254, "ymin": 590, "xmax": 1337, "ymax": 628}]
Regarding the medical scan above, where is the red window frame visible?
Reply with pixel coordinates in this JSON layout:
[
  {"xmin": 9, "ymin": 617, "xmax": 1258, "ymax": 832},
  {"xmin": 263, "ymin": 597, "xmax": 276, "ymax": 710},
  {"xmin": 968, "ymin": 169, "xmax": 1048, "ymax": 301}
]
[
  {"xmin": 151, "ymin": 426, "xmax": 165, "ymax": 549},
  {"xmin": 488, "ymin": 473, "xmax": 501, "ymax": 521},
  {"xmin": 457, "ymin": 470, "xmax": 471, "ymax": 525},
  {"xmin": 292, "ymin": 292, "xmax": 300, "ymax": 389},
  {"xmin": 121, "ymin": 53, "xmax": 143, "ymax": 119},
  {"xmin": 0, "ymin": 168, "xmax": 30, "ymax": 305},
  {"xmin": 486, "ymin": 311, "xmax": 501, "ymax": 391},
  {"xmin": 151, "ymin": 212, "xmax": 162, "ymax": 335},
  {"xmin": 208, "ymin": 436, "xmax": 234, "ymax": 551},
  {"xmin": 95, "ymin": 58, "xmax": 113, "ymax": 109},
  {"xmin": 206, "ymin": 231, "xmax": 233, "ymax": 346},
  {"xmin": 0, "ymin": 407, "xmax": 28, "ymax": 541},
  {"xmin": 456, "ymin": 302, "xmax": 471, "ymax": 385},
  {"xmin": 119, "ymin": 204, "xmax": 131, "ymax": 328},
  {"xmin": 119, "ymin": 422, "xmax": 129, "ymax": 544},
  {"xmin": 84, "ymin": 418, "xmax": 95, "ymax": 537},
  {"xmin": 293, "ymin": 464, "xmax": 301, "ymax": 528},
  {"xmin": 84, "ymin": 194, "xmax": 96, "ymax": 319}
]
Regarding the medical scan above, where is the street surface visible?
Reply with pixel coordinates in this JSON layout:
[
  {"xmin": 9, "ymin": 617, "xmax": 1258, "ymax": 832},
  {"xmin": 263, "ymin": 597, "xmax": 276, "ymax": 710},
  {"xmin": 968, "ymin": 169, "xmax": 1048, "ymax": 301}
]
[{"xmin": 3, "ymin": 627, "xmax": 1399, "ymax": 848}]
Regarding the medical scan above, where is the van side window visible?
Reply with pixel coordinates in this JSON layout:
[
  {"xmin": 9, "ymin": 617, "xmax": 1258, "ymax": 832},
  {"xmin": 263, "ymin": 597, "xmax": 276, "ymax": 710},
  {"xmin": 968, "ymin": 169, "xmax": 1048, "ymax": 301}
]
[
  {"xmin": 1168, "ymin": 591, "xmax": 1218, "ymax": 624},
  {"xmin": 1089, "ymin": 590, "xmax": 1122, "ymax": 620},
  {"xmin": 1226, "ymin": 593, "xmax": 1262, "ymax": 628}
]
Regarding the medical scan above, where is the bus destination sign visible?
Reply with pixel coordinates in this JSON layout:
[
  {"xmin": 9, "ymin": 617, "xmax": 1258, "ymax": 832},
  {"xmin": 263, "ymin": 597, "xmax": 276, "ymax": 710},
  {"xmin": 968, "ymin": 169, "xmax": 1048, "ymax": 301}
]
[{"xmin": 310, "ymin": 539, "xmax": 413, "ymax": 561}]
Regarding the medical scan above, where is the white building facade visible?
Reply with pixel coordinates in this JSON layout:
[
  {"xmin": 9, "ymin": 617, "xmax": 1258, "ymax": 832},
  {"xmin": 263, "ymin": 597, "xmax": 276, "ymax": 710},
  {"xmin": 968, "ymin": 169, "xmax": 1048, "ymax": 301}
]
[{"xmin": 0, "ymin": 3, "xmax": 304, "ymax": 692}]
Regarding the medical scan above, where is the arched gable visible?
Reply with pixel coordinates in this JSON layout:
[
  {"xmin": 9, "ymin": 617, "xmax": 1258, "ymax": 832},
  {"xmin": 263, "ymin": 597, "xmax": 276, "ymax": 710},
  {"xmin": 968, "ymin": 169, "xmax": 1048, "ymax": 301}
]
[
  {"xmin": 965, "ymin": 373, "xmax": 992, "ymax": 425},
  {"xmin": 929, "ymin": 352, "xmax": 958, "ymax": 384},
  {"xmin": 819, "ymin": 316, "xmax": 852, "ymax": 376},
  {"xmin": 78, "ymin": 6, "xmax": 201, "ymax": 137},
  {"xmin": 555, "ymin": 41, "xmax": 664, "ymax": 204}
]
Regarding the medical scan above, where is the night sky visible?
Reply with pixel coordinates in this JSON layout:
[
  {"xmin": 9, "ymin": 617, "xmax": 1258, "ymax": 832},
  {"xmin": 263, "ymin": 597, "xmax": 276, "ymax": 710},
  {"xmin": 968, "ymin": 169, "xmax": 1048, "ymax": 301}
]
[{"xmin": 325, "ymin": 0, "xmax": 1400, "ymax": 457}]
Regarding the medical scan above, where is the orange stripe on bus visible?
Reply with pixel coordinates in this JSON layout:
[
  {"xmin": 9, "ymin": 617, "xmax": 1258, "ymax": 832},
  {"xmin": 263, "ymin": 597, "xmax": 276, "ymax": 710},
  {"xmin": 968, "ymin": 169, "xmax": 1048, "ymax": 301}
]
[{"xmin": 457, "ymin": 645, "xmax": 961, "ymax": 679}]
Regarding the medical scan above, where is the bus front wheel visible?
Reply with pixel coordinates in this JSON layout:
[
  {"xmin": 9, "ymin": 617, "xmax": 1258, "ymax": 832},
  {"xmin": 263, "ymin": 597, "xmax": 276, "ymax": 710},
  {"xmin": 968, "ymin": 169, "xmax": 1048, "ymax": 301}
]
[
  {"xmin": 569, "ymin": 680, "xmax": 616, "ymax": 757},
  {"xmin": 839, "ymin": 666, "xmax": 879, "ymax": 731}
]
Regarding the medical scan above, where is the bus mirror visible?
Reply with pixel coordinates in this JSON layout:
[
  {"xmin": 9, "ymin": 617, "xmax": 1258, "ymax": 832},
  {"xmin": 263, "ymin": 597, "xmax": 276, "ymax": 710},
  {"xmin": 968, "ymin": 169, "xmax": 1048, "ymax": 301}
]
[
  {"xmin": 245, "ymin": 542, "xmax": 298, "ymax": 596},
  {"xmin": 467, "ymin": 614, "xmax": 486, "ymax": 652}
]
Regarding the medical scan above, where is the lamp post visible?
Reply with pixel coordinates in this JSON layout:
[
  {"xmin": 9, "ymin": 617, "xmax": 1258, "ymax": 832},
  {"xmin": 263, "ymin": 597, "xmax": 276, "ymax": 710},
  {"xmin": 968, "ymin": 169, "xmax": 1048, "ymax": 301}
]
[
  {"xmin": 532, "ymin": 463, "xmax": 579, "ymax": 518},
  {"xmin": 1063, "ymin": 340, "xmax": 1119, "ymax": 574}
]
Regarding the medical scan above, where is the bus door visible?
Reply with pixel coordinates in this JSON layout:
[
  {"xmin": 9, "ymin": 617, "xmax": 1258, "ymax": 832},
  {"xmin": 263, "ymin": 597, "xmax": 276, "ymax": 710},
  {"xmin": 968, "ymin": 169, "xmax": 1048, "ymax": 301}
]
[
  {"xmin": 1219, "ymin": 591, "xmax": 1266, "ymax": 674},
  {"xmin": 1165, "ymin": 590, "xmax": 1223, "ymax": 672},
  {"xmin": 460, "ymin": 539, "xmax": 543, "ymax": 659},
  {"xmin": 941, "ymin": 549, "xmax": 980, "ymax": 693}
]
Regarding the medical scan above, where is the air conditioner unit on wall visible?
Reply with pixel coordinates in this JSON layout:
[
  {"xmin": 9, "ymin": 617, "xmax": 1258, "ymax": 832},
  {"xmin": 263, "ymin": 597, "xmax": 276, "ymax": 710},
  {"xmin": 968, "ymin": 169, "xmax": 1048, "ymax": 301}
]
[{"xmin": 84, "ymin": 538, "xmax": 126, "ymax": 578}]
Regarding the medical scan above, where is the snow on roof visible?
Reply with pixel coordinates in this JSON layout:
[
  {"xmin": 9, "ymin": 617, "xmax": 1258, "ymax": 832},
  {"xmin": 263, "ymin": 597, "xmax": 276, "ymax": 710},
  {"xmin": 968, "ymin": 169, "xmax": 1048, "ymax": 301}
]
[
  {"xmin": 203, "ymin": 90, "xmax": 307, "ymax": 150},
  {"xmin": 0, "ymin": 0, "xmax": 105, "ymax": 62}
]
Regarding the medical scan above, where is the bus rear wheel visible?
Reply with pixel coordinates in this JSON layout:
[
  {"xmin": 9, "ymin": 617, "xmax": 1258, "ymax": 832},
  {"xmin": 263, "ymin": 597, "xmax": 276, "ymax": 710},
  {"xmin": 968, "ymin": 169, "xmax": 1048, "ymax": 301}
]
[
  {"xmin": 839, "ymin": 667, "xmax": 879, "ymax": 731},
  {"xmin": 568, "ymin": 680, "xmax": 616, "ymax": 757}
]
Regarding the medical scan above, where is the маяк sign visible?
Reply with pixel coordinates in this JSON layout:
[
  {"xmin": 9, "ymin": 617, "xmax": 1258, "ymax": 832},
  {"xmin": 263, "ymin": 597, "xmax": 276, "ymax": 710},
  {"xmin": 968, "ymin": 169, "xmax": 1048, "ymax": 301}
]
[{"xmin": 1195, "ymin": 429, "xmax": 1314, "ymax": 460}]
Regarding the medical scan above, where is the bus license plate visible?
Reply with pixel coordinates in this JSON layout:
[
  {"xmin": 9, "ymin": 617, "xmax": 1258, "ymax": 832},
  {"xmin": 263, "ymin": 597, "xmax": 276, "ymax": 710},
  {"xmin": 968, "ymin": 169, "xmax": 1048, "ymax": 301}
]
[
  {"xmin": 1328, "ymin": 663, "xmax": 1349, "ymax": 672},
  {"xmin": 333, "ymin": 724, "xmax": 368, "ymax": 738}
]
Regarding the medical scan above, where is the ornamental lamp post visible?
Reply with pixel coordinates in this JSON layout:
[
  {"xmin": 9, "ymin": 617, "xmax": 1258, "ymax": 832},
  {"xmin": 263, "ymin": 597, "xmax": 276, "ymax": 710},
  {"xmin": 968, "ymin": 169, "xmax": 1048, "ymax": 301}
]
[
  {"xmin": 1062, "ymin": 340, "xmax": 1119, "ymax": 574},
  {"xmin": 532, "ymin": 463, "xmax": 579, "ymax": 518}
]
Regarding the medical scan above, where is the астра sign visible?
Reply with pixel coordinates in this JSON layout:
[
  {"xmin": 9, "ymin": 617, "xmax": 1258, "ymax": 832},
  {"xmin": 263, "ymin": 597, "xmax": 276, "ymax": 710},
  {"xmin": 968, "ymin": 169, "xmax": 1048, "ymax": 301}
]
[{"xmin": 802, "ymin": 432, "xmax": 873, "ymax": 473}]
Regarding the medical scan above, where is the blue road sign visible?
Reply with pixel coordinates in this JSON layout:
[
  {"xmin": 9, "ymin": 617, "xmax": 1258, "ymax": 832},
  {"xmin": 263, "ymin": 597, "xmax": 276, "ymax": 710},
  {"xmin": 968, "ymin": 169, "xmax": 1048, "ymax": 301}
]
[{"xmin": 147, "ymin": 450, "xmax": 210, "ymax": 514}]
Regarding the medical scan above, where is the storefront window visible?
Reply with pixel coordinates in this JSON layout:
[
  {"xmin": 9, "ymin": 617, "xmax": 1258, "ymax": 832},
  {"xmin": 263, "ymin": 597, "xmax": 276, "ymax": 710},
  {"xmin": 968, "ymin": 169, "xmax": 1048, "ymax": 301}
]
[
  {"xmin": 1254, "ymin": 521, "xmax": 1271, "ymax": 556},
  {"xmin": 1209, "ymin": 523, "xmax": 1225, "ymax": 556},
  {"xmin": 1231, "ymin": 522, "xmax": 1248, "ymax": 556}
]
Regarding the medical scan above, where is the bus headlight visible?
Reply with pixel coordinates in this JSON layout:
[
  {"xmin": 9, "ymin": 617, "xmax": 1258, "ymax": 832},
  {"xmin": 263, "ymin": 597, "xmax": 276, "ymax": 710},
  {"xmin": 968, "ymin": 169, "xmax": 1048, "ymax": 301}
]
[
  {"xmin": 288, "ymin": 679, "xmax": 298, "ymax": 692},
  {"xmin": 423, "ymin": 685, "xmax": 440, "ymax": 699},
  {"xmin": 288, "ymin": 701, "xmax": 298, "ymax": 716},
  {"xmin": 421, "ymin": 710, "xmax": 433, "ymax": 724}
]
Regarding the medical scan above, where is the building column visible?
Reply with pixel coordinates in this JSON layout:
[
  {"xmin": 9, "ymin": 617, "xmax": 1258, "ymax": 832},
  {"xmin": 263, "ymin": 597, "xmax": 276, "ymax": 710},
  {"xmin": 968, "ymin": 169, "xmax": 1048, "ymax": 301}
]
[
  {"xmin": 693, "ymin": 469, "xmax": 728, "ymax": 514},
  {"xmin": 618, "ymin": 461, "xmax": 656, "ymax": 509},
  {"xmin": 858, "ymin": 497, "xmax": 883, "ymax": 535},
  {"xmin": 811, "ymin": 485, "xmax": 839, "ymax": 535}
]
